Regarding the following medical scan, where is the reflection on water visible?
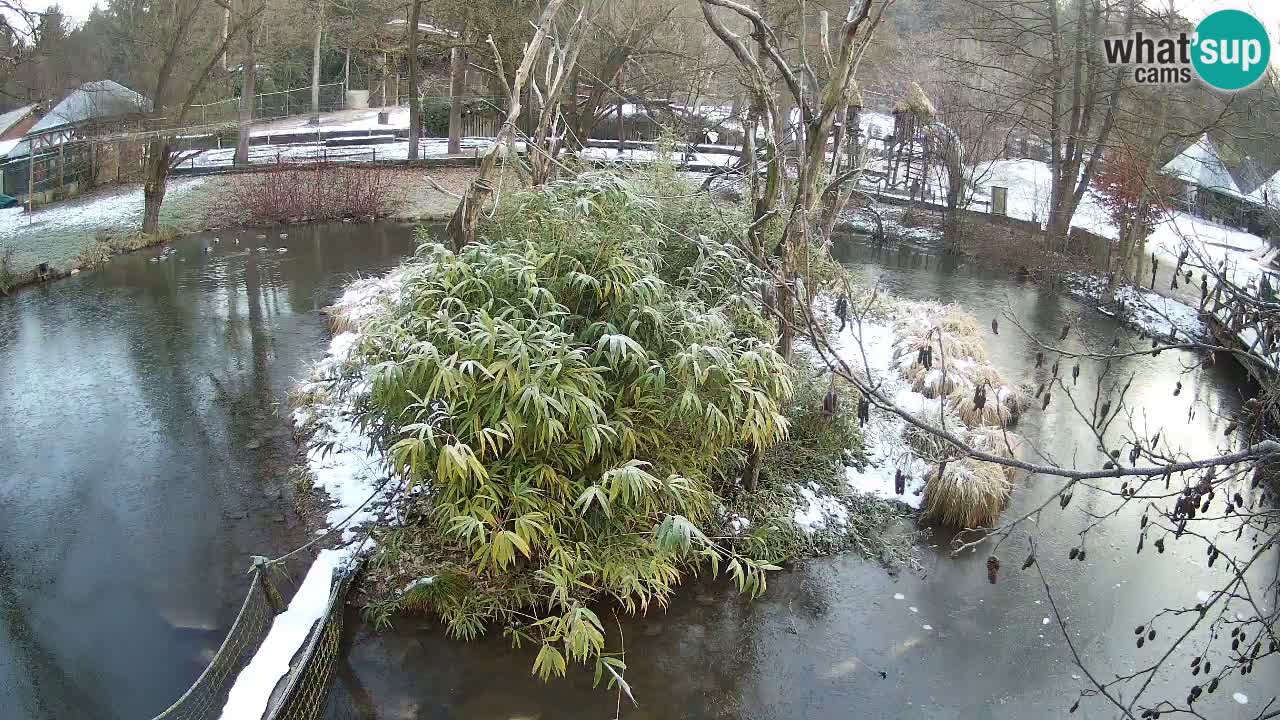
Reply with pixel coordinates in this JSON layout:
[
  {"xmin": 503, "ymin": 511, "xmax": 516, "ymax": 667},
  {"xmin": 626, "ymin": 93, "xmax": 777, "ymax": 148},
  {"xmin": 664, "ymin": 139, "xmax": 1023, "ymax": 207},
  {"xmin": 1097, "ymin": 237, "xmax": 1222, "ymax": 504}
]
[
  {"xmin": 0, "ymin": 223, "xmax": 419, "ymax": 719},
  {"xmin": 324, "ymin": 235, "xmax": 1275, "ymax": 719}
]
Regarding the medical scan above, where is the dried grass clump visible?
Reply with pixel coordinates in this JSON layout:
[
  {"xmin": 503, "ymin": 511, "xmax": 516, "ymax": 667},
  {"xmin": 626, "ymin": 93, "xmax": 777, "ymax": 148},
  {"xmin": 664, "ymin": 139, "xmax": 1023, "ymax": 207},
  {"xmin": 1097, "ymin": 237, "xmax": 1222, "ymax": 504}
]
[
  {"xmin": 968, "ymin": 425, "xmax": 1022, "ymax": 470},
  {"xmin": 327, "ymin": 306, "xmax": 360, "ymax": 333},
  {"xmin": 950, "ymin": 392, "xmax": 1012, "ymax": 427},
  {"xmin": 922, "ymin": 459, "xmax": 1011, "ymax": 528}
]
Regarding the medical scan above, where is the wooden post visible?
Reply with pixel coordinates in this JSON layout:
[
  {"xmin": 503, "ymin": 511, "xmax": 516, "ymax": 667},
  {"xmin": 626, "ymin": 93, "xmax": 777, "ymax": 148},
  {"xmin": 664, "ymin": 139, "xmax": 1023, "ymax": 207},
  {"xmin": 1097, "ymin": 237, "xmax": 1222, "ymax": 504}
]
[
  {"xmin": 27, "ymin": 146, "xmax": 35, "ymax": 212},
  {"xmin": 344, "ymin": 48, "xmax": 351, "ymax": 97},
  {"xmin": 58, "ymin": 140, "xmax": 65, "ymax": 198}
]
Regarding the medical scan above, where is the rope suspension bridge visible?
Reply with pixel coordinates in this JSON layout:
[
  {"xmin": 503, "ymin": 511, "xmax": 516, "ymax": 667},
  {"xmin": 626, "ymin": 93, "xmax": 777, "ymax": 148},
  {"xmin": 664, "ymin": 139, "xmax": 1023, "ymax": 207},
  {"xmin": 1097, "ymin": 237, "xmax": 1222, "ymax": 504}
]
[
  {"xmin": 146, "ymin": 556, "xmax": 359, "ymax": 720},
  {"xmin": 147, "ymin": 463, "xmax": 400, "ymax": 720}
]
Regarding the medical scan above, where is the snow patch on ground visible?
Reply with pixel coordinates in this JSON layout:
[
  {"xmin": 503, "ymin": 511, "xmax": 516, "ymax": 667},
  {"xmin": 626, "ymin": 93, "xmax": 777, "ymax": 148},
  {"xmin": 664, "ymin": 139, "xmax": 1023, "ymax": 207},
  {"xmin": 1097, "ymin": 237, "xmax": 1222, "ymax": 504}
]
[
  {"xmin": 964, "ymin": 158, "xmax": 1276, "ymax": 296},
  {"xmin": 186, "ymin": 137, "xmax": 493, "ymax": 169},
  {"xmin": 580, "ymin": 146, "xmax": 738, "ymax": 168},
  {"xmin": 832, "ymin": 320, "xmax": 930, "ymax": 509},
  {"xmin": 793, "ymin": 483, "xmax": 852, "ymax": 530}
]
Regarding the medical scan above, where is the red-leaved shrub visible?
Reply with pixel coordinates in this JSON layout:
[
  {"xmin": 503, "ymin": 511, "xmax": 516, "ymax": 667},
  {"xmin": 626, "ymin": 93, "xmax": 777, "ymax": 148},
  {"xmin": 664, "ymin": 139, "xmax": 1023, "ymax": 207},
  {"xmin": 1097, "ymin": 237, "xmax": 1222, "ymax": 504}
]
[{"xmin": 229, "ymin": 165, "xmax": 396, "ymax": 225}]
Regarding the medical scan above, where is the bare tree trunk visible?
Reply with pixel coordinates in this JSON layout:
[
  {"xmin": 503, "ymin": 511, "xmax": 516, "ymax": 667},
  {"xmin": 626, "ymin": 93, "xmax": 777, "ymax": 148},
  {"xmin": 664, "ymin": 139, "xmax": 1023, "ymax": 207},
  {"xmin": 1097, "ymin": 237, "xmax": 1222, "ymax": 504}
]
[
  {"xmin": 615, "ymin": 66, "xmax": 624, "ymax": 151},
  {"xmin": 741, "ymin": 445, "xmax": 761, "ymax": 491},
  {"xmin": 143, "ymin": 138, "xmax": 172, "ymax": 235},
  {"xmin": 529, "ymin": 9, "xmax": 589, "ymax": 186},
  {"xmin": 235, "ymin": 20, "xmax": 257, "ymax": 165},
  {"xmin": 309, "ymin": 0, "xmax": 325, "ymax": 126},
  {"xmin": 222, "ymin": 5, "xmax": 231, "ymax": 71},
  {"xmin": 381, "ymin": 52, "xmax": 390, "ymax": 107},
  {"xmin": 406, "ymin": 0, "xmax": 422, "ymax": 159},
  {"xmin": 447, "ymin": 44, "xmax": 466, "ymax": 153},
  {"xmin": 447, "ymin": 0, "xmax": 567, "ymax": 251}
]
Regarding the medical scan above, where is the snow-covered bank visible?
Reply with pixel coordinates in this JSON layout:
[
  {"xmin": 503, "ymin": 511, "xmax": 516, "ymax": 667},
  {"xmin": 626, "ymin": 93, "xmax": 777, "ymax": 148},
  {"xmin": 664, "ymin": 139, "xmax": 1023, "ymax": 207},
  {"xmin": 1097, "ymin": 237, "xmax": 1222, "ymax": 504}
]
[
  {"xmin": 217, "ymin": 273, "xmax": 403, "ymax": 720},
  {"xmin": 0, "ymin": 177, "xmax": 212, "ymax": 272},
  {"xmin": 1065, "ymin": 273, "xmax": 1207, "ymax": 340},
  {"xmin": 969, "ymin": 158, "xmax": 1276, "ymax": 290},
  {"xmin": 834, "ymin": 320, "xmax": 930, "ymax": 508}
]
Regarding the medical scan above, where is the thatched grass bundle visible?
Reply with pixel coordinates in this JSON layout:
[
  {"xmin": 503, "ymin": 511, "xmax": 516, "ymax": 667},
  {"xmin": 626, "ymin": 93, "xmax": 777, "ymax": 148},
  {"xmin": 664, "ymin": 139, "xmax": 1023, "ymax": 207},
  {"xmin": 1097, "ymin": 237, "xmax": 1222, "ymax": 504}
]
[
  {"xmin": 905, "ymin": 365, "xmax": 959, "ymax": 398},
  {"xmin": 921, "ymin": 426, "xmax": 1022, "ymax": 528},
  {"xmin": 948, "ymin": 380, "xmax": 1028, "ymax": 427},
  {"xmin": 922, "ymin": 459, "xmax": 1012, "ymax": 528},
  {"xmin": 968, "ymin": 425, "xmax": 1022, "ymax": 469}
]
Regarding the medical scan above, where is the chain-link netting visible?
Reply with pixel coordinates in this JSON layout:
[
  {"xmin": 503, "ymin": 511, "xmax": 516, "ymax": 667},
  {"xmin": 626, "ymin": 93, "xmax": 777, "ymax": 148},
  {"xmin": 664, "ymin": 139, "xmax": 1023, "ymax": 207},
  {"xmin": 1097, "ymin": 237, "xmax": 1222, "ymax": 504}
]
[
  {"xmin": 268, "ymin": 568, "xmax": 356, "ymax": 720},
  {"xmin": 149, "ymin": 562, "xmax": 357, "ymax": 720},
  {"xmin": 149, "ymin": 569, "xmax": 279, "ymax": 720}
]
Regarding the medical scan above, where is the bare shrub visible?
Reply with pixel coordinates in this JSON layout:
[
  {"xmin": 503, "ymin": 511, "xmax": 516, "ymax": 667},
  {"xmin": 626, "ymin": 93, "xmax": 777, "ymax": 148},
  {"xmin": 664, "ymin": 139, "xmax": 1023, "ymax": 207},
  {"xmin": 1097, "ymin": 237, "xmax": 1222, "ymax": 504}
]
[
  {"xmin": 225, "ymin": 165, "xmax": 397, "ymax": 226},
  {"xmin": 952, "ymin": 220, "xmax": 1097, "ymax": 280}
]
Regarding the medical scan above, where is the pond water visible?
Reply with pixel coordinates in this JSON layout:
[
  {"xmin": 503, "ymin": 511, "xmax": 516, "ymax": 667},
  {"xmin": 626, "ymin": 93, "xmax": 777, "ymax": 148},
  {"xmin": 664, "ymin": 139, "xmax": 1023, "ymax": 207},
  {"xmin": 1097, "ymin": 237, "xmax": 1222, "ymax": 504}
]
[
  {"xmin": 0, "ymin": 223, "xmax": 417, "ymax": 719},
  {"xmin": 1, "ymin": 224, "xmax": 1272, "ymax": 719}
]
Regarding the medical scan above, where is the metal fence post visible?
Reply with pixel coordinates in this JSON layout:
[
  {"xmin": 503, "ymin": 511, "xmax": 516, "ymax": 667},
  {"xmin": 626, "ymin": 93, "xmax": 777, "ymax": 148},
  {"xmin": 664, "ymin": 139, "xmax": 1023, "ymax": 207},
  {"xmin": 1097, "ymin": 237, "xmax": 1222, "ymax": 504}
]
[{"xmin": 252, "ymin": 557, "xmax": 286, "ymax": 614}]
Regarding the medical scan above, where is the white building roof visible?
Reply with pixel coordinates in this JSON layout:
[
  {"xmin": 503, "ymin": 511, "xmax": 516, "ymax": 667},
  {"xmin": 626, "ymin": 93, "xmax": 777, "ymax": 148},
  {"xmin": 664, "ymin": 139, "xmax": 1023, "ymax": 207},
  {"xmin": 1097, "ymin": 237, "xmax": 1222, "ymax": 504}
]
[
  {"xmin": 1160, "ymin": 134, "xmax": 1243, "ymax": 198},
  {"xmin": 1245, "ymin": 168, "xmax": 1280, "ymax": 208},
  {"xmin": 28, "ymin": 80, "xmax": 152, "ymax": 135},
  {"xmin": 0, "ymin": 104, "xmax": 37, "ymax": 136},
  {"xmin": 3, "ymin": 81, "xmax": 152, "ymax": 161}
]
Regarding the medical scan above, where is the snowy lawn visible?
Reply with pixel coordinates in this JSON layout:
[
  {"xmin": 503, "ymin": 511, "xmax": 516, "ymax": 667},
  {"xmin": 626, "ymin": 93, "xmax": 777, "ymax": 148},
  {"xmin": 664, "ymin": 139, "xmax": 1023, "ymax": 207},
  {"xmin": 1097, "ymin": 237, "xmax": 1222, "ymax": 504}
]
[
  {"xmin": 971, "ymin": 158, "xmax": 1275, "ymax": 289},
  {"xmin": 0, "ymin": 177, "xmax": 216, "ymax": 272}
]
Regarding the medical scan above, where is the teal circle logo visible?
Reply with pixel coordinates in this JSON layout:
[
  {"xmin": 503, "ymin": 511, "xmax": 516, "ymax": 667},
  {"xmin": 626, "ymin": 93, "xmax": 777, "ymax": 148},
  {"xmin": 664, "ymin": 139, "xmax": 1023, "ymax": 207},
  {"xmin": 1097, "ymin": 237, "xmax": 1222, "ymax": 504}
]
[{"xmin": 1192, "ymin": 9, "xmax": 1270, "ymax": 91}]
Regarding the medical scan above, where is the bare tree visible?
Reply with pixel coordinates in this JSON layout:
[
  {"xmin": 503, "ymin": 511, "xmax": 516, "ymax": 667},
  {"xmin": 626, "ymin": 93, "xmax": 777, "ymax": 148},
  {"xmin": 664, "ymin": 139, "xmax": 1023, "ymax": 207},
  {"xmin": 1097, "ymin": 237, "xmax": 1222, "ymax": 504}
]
[
  {"xmin": 406, "ymin": 0, "xmax": 423, "ymax": 159},
  {"xmin": 942, "ymin": 0, "xmax": 1134, "ymax": 247},
  {"xmin": 701, "ymin": 0, "xmax": 890, "ymax": 357},
  {"xmin": 306, "ymin": 0, "xmax": 326, "ymax": 126},
  {"xmin": 447, "ymin": 21, "xmax": 467, "ymax": 154},
  {"xmin": 446, "ymin": 0, "xmax": 567, "ymax": 251},
  {"xmin": 527, "ymin": 4, "xmax": 590, "ymax": 186},
  {"xmin": 234, "ymin": 0, "xmax": 263, "ymax": 166},
  {"xmin": 560, "ymin": 1, "xmax": 676, "ymax": 151},
  {"xmin": 132, "ymin": 0, "xmax": 263, "ymax": 233},
  {"xmin": 0, "ymin": 0, "xmax": 40, "ymax": 94}
]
